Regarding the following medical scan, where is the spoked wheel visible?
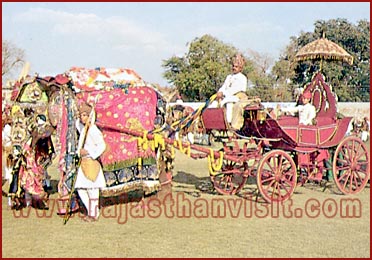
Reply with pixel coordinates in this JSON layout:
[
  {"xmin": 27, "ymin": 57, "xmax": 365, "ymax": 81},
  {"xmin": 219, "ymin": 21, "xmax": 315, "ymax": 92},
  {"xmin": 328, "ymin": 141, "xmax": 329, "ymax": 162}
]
[
  {"xmin": 333, "ymin": 136, "xmax": 370, "ymax": 194},
  {"xmin": 257, "ymin": 150, "xmax": 297, "ymax": 203},
  {"xmin": 210, "ymin": 159, "xmax": 248, "ymax": 195}
]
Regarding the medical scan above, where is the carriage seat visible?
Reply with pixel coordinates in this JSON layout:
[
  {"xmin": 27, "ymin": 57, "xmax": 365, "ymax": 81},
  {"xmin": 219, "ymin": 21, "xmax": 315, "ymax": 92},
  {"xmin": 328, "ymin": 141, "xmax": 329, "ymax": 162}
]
[
  {"xmin": 304, "ymin": 72, "xmax": 338, "ymax": 125},
  {"xmin": 277, "ymin": 72, "xmax": 338, "ymax": 128}
]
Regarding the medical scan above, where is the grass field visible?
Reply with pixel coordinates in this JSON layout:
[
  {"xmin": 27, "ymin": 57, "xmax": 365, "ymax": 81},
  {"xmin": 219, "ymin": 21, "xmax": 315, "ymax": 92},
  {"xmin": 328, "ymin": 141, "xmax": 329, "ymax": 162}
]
[{"xmin": 2, "ymin": 140, "xmax": 370, "ymax": 258}]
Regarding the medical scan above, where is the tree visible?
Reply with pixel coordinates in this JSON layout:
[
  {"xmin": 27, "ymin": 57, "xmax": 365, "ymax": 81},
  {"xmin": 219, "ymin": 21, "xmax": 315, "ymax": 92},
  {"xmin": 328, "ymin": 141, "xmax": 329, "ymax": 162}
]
[
  {"xmin": 2, "ymin": 40, "xmax": 25, "ymax": 83},
  {"xmin": 162, "ymin": 34, "xmax": 254, "ymax": 101},
  {"xmin": 274, "ymin": 18, "xmax": 370, "ymax": 102},
  {"xmin": 245, "ymin": 49, "xmax": 290, "ymax": 102}
]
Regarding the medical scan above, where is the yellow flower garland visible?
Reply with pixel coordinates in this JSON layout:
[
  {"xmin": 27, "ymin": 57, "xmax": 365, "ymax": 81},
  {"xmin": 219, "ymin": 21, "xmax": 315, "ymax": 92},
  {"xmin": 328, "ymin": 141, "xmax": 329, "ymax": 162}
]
[{"xmin": 207, "ymin": 149, "xmax": 224, "ymax": 176}]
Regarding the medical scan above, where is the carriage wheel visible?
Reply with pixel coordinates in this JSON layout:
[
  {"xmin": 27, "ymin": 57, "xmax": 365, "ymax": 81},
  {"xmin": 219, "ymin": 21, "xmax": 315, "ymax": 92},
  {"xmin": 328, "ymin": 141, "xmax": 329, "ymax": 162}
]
[
  {"xmin": 210, "ymin": 160, "xmax": 248, "ymax": 195},
  {"xmin": 257, "ymin": 150, "xmax": 297, "ymax": 203},
  {"xmin": 333, "ymin": 136, "xmax": 370, "ymax": 194}
]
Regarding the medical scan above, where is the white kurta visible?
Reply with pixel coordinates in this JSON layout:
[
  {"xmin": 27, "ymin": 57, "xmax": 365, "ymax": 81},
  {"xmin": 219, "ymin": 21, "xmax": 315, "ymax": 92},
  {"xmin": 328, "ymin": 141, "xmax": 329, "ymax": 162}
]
[
  {"xmin": 74, "ymin": 120, "xmax": 106, "ymax": 189},
  {"xmin": 2, "ymin": 124, "xmax": 13, "ymax": 180},
  {"xmin": 2, "ymin": 124, "xmax": 12, "ymax": 148},
  {"xmin": 218, "ymin": 72, "xmax": 248, "ymax": 106},
  {"xmin": 217, "ymin": 72, "xmax": 248, "ymax": 124},
  {"xmin": 282, "ymin": 103, "xmax": 317, "ymax": 126}
]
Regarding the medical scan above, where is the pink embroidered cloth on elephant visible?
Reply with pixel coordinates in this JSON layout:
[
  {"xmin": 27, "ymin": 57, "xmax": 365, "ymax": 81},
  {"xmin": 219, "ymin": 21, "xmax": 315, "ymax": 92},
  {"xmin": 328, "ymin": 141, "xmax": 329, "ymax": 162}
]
[{"xmin": 67, "ymin": 67, "xmax": 158, "ymax": 171}]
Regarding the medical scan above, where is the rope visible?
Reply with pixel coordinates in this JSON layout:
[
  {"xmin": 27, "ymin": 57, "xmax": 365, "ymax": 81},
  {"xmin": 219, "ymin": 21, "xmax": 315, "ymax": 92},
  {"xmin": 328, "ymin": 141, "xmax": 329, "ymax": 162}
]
[{"xmin": 172, "ymin": 94, "xmax": 218, "ymax": 132}]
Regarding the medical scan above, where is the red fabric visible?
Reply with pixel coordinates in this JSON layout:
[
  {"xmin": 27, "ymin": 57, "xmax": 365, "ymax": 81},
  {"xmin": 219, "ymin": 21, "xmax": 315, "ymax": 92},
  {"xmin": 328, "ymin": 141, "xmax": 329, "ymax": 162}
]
[
  {"xmin": 303, "ymin": 91, "xmax": 312, "ymax": 99},
  {"xmin": 55, "ymin": 74, "xmax": 70, "ymax": 85},
  {"xmin": 65, "ymin": 67, "xmax": 159, "ymax": 171},
  {"xmin": 297, "ymin": 153, "xmax": 309, "ymax": 165},
  {"xmin": 20, "ymin": 144, "xmax": 45, "ymax": 195},
  {"xmin": 78, "ymin": 87, "xmax": 158, "ymax": 171},
  {"xmin": 303, "ymin": 72, "xmax": 337, "ymax": 119},
  {"xmin": 316, "ymin": 150, "xmax": 330, "ymax": 162},
  {"xmin": 11, "ymin": 82, "xmax": 21, "ymax": 101}
]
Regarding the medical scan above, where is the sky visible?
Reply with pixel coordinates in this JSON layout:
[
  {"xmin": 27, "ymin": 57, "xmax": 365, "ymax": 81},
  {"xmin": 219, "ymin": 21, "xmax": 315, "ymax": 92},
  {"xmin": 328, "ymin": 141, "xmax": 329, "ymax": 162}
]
[{"xmin": 2, "ymin": 2, "xmax": 370, "ymax": 86}]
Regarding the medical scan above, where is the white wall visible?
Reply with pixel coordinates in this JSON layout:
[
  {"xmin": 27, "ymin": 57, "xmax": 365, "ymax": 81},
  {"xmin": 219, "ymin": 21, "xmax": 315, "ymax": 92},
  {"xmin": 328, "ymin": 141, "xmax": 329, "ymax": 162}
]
[{"xmin": 168, "ymin": 102, "xmax": 370, "ymax": 119}]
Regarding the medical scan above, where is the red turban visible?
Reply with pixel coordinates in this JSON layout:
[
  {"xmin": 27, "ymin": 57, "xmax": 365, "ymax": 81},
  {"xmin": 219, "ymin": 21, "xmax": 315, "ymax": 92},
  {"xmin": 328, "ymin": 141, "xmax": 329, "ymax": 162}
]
[{"xmin": 303, "ymin": 91, "xmax": 312, "ymax": 99}]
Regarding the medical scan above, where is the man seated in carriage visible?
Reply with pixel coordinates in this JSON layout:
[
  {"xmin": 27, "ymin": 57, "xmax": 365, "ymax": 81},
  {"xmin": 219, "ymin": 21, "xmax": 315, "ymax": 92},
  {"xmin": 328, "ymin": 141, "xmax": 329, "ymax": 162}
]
[
  {"xmin": 280, "ymin": 90, "xmax": 316, "ymax": 126},
  {"xmin": 215, "ymin": 53, "xmax": 249, "ymax": 130}
]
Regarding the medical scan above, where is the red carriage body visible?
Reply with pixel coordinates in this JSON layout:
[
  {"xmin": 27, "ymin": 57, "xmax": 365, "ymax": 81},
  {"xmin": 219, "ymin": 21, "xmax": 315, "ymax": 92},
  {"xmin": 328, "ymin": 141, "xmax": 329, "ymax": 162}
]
[
  {"xmin": 241, "ymin": 72, "xmax": 351, "ymax": 152},
  {"xmin": 197, "ymin": 72, "xmax": 369, "ymax": 202}
]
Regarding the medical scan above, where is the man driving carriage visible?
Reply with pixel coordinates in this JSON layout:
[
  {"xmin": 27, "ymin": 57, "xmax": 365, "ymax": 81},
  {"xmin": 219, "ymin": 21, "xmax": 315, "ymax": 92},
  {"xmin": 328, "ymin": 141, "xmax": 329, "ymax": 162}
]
[{"xmin": 215, "ymin": 53, "xmax": 249, "ymax": 130}]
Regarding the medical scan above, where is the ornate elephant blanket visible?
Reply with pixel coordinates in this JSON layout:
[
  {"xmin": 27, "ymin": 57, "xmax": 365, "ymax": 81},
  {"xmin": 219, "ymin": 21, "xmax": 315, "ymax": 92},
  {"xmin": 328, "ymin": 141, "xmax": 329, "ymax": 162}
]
[
  {"xmin": 67, "ymin": 67, "xmax": 163, "ymax": 194},
  {"xmin": 76, "ymin": 87, "xmax": 158, "ymax": 171}
]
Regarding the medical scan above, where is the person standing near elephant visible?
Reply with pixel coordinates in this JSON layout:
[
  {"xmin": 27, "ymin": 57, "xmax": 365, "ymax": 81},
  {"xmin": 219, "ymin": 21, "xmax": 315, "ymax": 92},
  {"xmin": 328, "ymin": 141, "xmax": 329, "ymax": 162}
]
[
  {"xmin": 75, "ymin": 102, "xmax": 106, "ymax": 222},
  {"xmin": 2, "ymin": 115, "xmax": 13, "ymax": 206},
  {"xmin": 2, "ymin": 115, "xmax": 13, "ymax": 181}
]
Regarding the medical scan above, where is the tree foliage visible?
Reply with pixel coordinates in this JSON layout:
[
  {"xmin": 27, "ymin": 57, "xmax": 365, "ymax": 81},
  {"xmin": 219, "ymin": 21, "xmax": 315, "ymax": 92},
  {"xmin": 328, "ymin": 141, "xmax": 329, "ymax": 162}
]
[
  {"xmin": 274, "ymin": 18, "xmax": 370, "ymax": 102},
  {"xmin": 2, "ymin": 40, "xmax": 25, "ymax": 83},
  {"xmin": 163, "ymin": 19, "xmax": 369, "ymax": 102},
  {"xmin": 162, "ymin": 34, "xmax": 254, "ymax": 101}
]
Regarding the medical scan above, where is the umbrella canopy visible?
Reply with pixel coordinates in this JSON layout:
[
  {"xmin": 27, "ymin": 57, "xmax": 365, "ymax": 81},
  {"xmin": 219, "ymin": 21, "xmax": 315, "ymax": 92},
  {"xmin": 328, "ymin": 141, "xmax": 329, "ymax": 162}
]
[{"xmin": 295, "ymin": 37, "xmax": 353, "ymax": 66}]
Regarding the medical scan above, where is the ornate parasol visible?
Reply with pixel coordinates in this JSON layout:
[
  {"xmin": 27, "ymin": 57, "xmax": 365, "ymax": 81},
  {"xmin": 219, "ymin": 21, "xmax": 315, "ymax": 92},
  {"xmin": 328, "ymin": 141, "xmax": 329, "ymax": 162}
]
[{"xmin": 295, "ymin": 34, "xmax": 353, "ymax": 70}]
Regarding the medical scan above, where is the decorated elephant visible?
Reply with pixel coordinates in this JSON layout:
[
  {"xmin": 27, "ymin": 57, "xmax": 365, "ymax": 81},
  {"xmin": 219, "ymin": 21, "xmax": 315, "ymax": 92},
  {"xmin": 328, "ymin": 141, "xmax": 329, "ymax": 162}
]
[{"xmin": 4, "ymin": 67, "xmax": 172, "ymax": 213}]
